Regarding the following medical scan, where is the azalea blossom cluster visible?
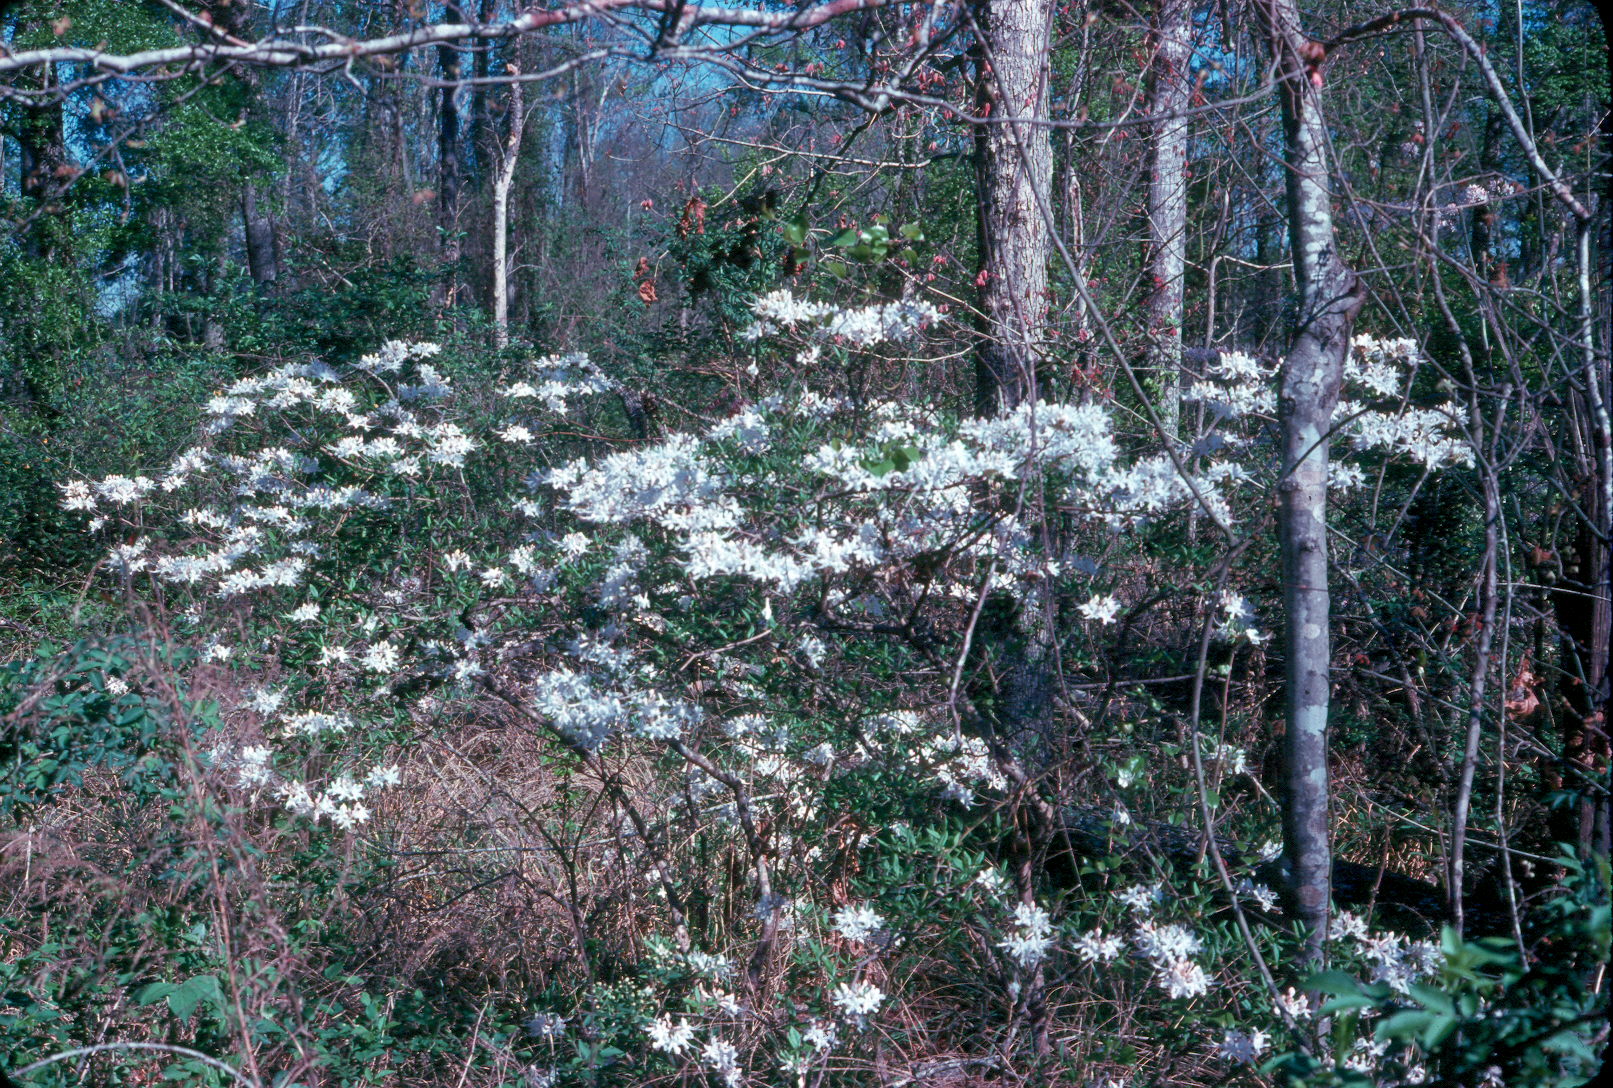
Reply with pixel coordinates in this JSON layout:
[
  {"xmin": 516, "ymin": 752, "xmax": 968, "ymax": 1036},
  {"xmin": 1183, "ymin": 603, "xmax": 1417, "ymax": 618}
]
[
  {"xmin": 743, "ymin": 288, "xmax": 942, "ymax": 346},
  {"xmin": 997, "ymin": 901, "xmax": 1056, "ymax": 969},
  {"xmin": 1433, "ymin": 177, "xmax": 1521, "ymax": 230},
  {"xmin": 56, "ymin": 343, "xmax": 647, "ymax": 834},
  {"xmin": 1106, "ymin": 882, "xmax": 1213, "ymax": 1000},
  {"xmin": 1331, "ymin": 911, "xmax": 1443, "ymax": 996},
  {"xmin": 540, "ymin": 390, "xmax": 1248, "ymax": 616},
  {"xmin": 1185, "ymin": 332, "xmax": 1472, "ymax": 472},
  {"xmin": 210, "ymin": 730, "xmax": 402, "ymax": 830}
]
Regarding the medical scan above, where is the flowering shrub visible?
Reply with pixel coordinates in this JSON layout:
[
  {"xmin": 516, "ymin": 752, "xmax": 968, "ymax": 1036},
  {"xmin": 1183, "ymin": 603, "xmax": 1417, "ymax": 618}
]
[{"xmin": 51, "ymin": 289, "xmax": 1555, "ymax": 1087}]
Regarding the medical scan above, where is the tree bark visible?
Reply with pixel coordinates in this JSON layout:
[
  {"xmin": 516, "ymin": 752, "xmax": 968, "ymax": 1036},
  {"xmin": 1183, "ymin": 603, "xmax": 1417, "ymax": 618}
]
[
  {"xmin": 438, "ymin": 36, "xmax": 464, "ymax": 299},
  {"xmin": 241, "ymin": 183, "xmax": 279, "ymax": 290},
  {"xmin": 1451, "ymin": 464, "xmax": 1501, "ymax": 930},
  {"xmin": 492, "ymin": 74, "xmax": 526, "ymax": 348},
  {"xmin": 972, "ymin": 0, "xmax": 1053, "ymax": 415},
  {"xmin": 1143, "ymin": 0, "xmax": 1192, "ymax": 437},
  {"xmin": 1552, "ymin": 360, "xmax": 1612, "ymax": 860},
  {"xmin": 470, "ymin": 0, "xmax": 494, "ymax": 182},
  {"xmin": 968, "ymin": 3, "xmax": 1057, "ymax": 1055},
  {"xmin": 1259, "ymin": 0, "xmax": 1366, "ymax": 963},
  {"xmin": 967, "ymin": 0, "xmax": 1058, "ymax": 750},
  {"xmin": 15, "ymin": 62, "xmax": 66, "ymax": 261}
]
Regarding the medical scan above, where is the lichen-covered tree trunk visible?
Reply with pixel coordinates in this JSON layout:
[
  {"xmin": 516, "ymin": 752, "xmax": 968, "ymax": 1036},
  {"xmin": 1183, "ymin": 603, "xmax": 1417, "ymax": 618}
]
[
  {"xmin": 1143, "ymin": 0, "xmax": 1191, "ymax": 437},
  {"xmin": 972, "ymin": 0, "xmax": 1053, "ymax": 415},
  {"xmin": 969, "ymin": 1, "xmax": 1058, "ymax": 1053},
  {"xmin": 1259, "ymin": 0, "xmax": 1365, "ymax": 963},
  {"xmin": 492, "ymin": 76, "xmax": 525, "ymax": 349},
  {"xmin": 968, "ymin": 0, "xmax": 1057, "ymax": 746}
]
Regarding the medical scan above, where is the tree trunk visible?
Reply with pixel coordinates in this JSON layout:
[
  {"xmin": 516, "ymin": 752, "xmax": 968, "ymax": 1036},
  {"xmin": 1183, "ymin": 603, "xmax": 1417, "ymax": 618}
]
[
  {"xmin": 16, "ymin": 64, "xmax": 66, "ymax": 261},
  {"xmin": 968, "ymin": 2, "xmax": 1057, "ymax": 1055},
  {"xmin": 241, "ymin": 184, "xmax": 279, "ymax": 290},
  {"xmin": 972, "ymin": 0, "xmax": 1053, "ymax": 415},
  {"xmin": 1552, "ymin": 391, "xmax": 1612, "ymax": 860},
  {"xmin": 1143, "ymin": 0, "xmax": 1191, "ymax": 437},
  {"xmin": 968, "ymin": 0, "xmax": 1058, "ymax": 747},
  {"xmin": 438, "ymin": 37, "xmax": 464, "ymax": 305},
  {"xmin": 1259, "ymin": 0, "xmax": 1366, "ymax": 963},
  {"xmin": 492, "ymin": 75, "xmax": 526, "ymax": 348},
  {"xmin": 470, "ymin": 0, "xmax": 493, "ymax": 182},
  {"xmin": 202, "ymin": 246, "xmax": 228, "ymax": 350}
]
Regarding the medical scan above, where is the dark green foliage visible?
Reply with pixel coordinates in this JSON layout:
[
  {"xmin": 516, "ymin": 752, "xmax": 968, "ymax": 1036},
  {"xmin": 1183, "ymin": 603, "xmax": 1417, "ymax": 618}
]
[
  {"xmin": 1267, "ymin": 853, "xmax": 1609, "ymax": 1087},
  {"xmin": 0, "ymin": 637, "xmax": 205, "ymax": 817},
  {"xmin": 0, "ymin": 254, "xmax": 94, "ymax": 416}
]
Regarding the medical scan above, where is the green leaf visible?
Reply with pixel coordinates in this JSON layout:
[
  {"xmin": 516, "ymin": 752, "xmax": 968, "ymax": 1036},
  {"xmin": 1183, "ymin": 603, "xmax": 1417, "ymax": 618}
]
[
  {"xmin": 1419, "ymin": 1013, "xmax": 1458, "ymax": 1050},
  {"xmin": 1307, "ymin": 970, "xmax": 1365, "ymax": 995},
  {"xmin": 1408, "ymin": 982, "xmax": 1455, "ymax": 1016},
  {"xmin": 1376, "ymin": 1009, "xmax": 1435, "ymax": 1040},
  {"xmin": 1542, "ymin": 1029, "xmax": 1598, "ymax": 1061},
  {"xmin": 166, "ymin": 974, "xmax": 225, "ymax": 1020},
  {"xmin": 136, "ymin": 982, "xmax": 176, "ymax": 1007},
  {"xmin": 1440, "ymin": 924, "xmax": 1463, "ymax": 957},
  {"xmin": 826, "ymin": 228, "xmax": 860, "ymax": 248},
  {"xmin": 1318, "ymin": 994, "xmax": 1377, "ymax": 1014}
]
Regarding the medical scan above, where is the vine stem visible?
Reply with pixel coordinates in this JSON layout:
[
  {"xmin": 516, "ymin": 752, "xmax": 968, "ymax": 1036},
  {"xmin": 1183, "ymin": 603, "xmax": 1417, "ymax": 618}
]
[{"xmin": 13, "ymin": 1043, "xmax": 260, "ymax": 1087}]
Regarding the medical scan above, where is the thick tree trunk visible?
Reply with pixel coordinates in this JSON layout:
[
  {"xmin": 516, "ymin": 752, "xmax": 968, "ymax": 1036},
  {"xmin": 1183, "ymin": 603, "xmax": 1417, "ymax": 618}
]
[
  {"xmin": 1259, "ymin": 0, "xmax": 1365, "ymax": 963},
  {"xmin": 241, "ymin": 184, "xmax": 279, "ymax": 290},
  {"xmin": 1143, "ymin": 0, "xmax": 1192, "ymax": 437},
  {"xmin": 16, "ymin": 65, "xmax": 66, "ymax": 261},
  {"xmin": 969, "ymin": 3, "xmax": 1058, "ymax": 1055},
  {"xmin": 972, "ymin": 0, "xmax": 1053, "ymax": 415},
  {"xmin": 968, "ymin": 0, "xmax": 1058, "ymax": 748}
]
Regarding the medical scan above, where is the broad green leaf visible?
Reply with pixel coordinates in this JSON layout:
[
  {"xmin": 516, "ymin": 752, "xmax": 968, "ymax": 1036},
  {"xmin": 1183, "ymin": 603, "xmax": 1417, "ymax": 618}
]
[
  {"xmin": 1306, "ymin": 970, "xmax": 1365, "ymax": 995},
  {"xmin": 1408, "ymin": 982, "xmax": 1455, "ymax": 1016},
  {"xmin": 1376, "ymin": 1009, "xmax": 1435, "ymax": 1040},
  {"xmin": 166, "ymin": 974, "xmax": 224, "ymax": 1020}
]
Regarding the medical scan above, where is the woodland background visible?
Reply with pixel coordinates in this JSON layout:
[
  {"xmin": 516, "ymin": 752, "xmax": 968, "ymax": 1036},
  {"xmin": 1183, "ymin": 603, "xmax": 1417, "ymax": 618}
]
[{"xmin": 0, "ymin": 0, "xmax": 1609, "ymax": 1085}]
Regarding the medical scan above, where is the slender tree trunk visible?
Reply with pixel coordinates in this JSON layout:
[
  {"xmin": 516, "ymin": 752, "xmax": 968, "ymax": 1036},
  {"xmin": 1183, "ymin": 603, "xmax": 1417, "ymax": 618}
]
[
  {"xmin": 438, "ymin": 37, "xmax": 464, "ymax": 305},
  {"xmin": 1451, "ymin": 463, "xmax": 1501, "ymax": 929},
  {"xmin": 972, "ymin": 0, "xmax": 1053, "ymax": 415},
  {"xmin": 1063, "ymin": 144, "xmax": 1095, "ymax": 382},
  {"xmin": 1553, "ymin": 340, "xmax": 1612, "ymax": 859},
  {"xmin": 202, "ymin": 246, "xmax": 228, "ymax": 350},
  {"xmin": 1143, "ymin": 0, "xmax": 1191, "ymax": 436},
  {"xmin": 470, "ymin": 0, "xmax": 494, "ymax": 182},
  {"xmin": 1259, "ymin": 0, "xmax": 1366, "ymax": 963},
  {"xmin": 1566, "ymin": 217, "xmax": 1613, "ymax": 860},
  {"xmin": 492, "ymin": 75, "xmax": 526, "ymax": 348}
]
